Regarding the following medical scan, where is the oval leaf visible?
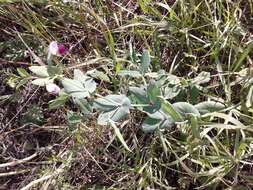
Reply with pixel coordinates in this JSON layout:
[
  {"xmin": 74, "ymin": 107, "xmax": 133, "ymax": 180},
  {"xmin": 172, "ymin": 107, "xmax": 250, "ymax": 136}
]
[
  {"xmin": 142, "ymin": 117, "xmax": 160, "ymax": 133},
  {"xmin": 195, "ymin": 101, "xmax": 225, "ymax": 114},
  {"xmin": 192, "ymin": 71, "xmax": 210, "ymax": 85},
  {"xmin": 31, "ymin": 78, "xmax": 51, "ymax": 86},
  {"xmin": 29, "ymin": 66, "xmax": 49, "ymax": 78},
  {"xmin": 173, "ymin": 102, "xmax": 200, "ymax": 117}
]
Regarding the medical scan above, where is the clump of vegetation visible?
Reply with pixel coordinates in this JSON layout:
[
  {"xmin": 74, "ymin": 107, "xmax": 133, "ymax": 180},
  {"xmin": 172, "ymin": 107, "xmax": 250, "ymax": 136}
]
[{"xmin": 1, "ymin": 0, "xmax": 253, "ymax": 189}]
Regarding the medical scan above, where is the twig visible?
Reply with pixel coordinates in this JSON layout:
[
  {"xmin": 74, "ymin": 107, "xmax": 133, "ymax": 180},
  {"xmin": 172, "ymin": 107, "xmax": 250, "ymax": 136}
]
[
  {"xmin": 60, "ymin": 36, "xmax": 86, "ymax": 62},
  {"xmin": 0, "ymin": 124, "xmax": 67, "ymax": 141},
  {"xmin": 67, "ymin": 57, "xmax": 109, "ymax": 69},
  {"xmin": 20, "ymin": 165, "xmax": 65, "ymax": 190},
  {"xmin": 0, "ymin": 58, "xmax": 30, "ymax": 66},
  {"xmin": 82, "ymin": 146, "xmax": 116, "ymax": 183},
  {"xmin": 15, "ymin": 28, "xmax": 45, "ymax": 66},
  {"xmin": 0, "ymin": 152, "xmax": 38, "ymax": 168},
  {"xmin": 3, "ymin": 86, "xmax": 40, "ymax": 129},
  {"xmin": 0, "ymin": 169, "xmax": 30, "ymax": 177},
  {"xmin": 19, "ymin": 151, "xmax": 73, "ymax": 190}
]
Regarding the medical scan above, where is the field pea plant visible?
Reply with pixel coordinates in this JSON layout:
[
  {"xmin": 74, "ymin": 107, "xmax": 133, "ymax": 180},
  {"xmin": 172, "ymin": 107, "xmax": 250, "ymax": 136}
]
[
  {"xmin": 24, "ymin": 40, "xmax": 252, "ymax": 188},
  {"xmin": 29, "ymin": 43, "xmax": 225, "ymax": 133},
  {"xmin": 2, "ymin": 0, "xmax": 253, "ymax": 189}
]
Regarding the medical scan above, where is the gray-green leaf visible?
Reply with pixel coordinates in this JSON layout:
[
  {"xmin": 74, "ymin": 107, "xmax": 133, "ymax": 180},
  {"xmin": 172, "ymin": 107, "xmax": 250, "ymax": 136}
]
[
  {"xmin": 62, "ymin": 78, "xmax": 89, "ymax": 99},
  {"xmin": 173, "ymin": 102, "xmax": 200, "ymax": 117},
  {"xmin": 192, "ymin": 71, "xmax": 210, "ymax": 85},
  {"xmin": 195, "ymin": 101, "xmax": 225, "ymax": 114},
  {"xmin": 164, "ymin": 85, "xmax": 181, "ymax": 99},
  {"xmin": 129, "ymin": 86, "xmax": 149, "ymax": 104},
  {"xmin": 31, "ymin": 78, "xmax": 51, "ymax": 86},
  {"xmin": 142, "ymin": 108, "xmax": 175, "ymax": 133},
  {"xmin": 49, "ymin": 93, "xmax": 69, "ymax": 110},
  {"xmin": 29, "ymin": 66, "xmax": 49, "ymax": 78},
  {"xmin": 142, "ymin": 117, "xmax": 160, "ymax": 133},
  {"xmin": 87, "ymin": 69, "xmax": 110, "ymax": 82},
  {"xmin": 73, "ymin": 69, "xmax": 97, "ymax": 93},
  {"xmin": 160, "ymin": 98, "xmax": 183, "ymax": 122},
  {"xmin": 94, "ymin": 95, "xmax": 131, "ymax": 125},
  {"xmin": 140, "ymin": 49, "xmax": 150, "ymax": 74},
  {"xmin": 62, "ymin": 70, "xmax": 96, "ymax": 99}
]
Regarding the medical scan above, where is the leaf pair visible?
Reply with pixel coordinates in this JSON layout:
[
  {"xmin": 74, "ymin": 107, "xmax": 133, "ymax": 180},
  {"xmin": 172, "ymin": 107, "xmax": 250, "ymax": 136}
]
[
  {"xmin": 29, "ymin": 65, "xmax": 63, "ymax": 86},
  {"xmin": 62, "ymin": 69, "xmax": 96, "ymax": 99},
  {"xmin": 93, "ymin": 95, "xmax": 132, "ymax": 125},
  {"xmin": 142, "ymin": 100, "xmax": 199, "ymax": 133},
  {"xmin": 130, "ymin": 80, "xmax": 161, "ymax": 113},
  {"xmin": 143, "ymin": 99, "xmax": 225, "ymax": 133}
]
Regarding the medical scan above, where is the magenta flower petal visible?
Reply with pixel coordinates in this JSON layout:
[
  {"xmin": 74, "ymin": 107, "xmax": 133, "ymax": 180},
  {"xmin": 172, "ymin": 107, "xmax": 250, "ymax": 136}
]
[{"xmin": 57, "ymin": 44, "xmax": 67, "ymax": 56}]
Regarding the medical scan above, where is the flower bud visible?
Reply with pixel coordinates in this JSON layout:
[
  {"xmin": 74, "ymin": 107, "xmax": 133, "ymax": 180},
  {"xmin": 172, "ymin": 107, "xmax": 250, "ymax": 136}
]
[{"xmin": 46, "ymin": 83, "xmax": 60, "ymax": 95}]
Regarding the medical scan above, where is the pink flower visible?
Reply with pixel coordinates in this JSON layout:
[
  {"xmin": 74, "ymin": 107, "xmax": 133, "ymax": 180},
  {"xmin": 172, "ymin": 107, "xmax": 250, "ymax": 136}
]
[
  {"xmin": 57, "ymin": 44, "xmax": 66, "ymax": 55},
  {"xmin": 46, "ymin": 83, "xmax": 60, "ymax": 95},
  {"xmin": 48, "ymin": 41, "xmax": 67, "ymax": 56}
]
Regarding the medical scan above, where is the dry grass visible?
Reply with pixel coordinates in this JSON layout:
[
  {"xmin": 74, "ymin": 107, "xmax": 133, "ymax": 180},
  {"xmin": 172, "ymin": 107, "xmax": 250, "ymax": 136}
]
[{"xmin": 1, "ymin": 0, "xmax": 253, "ymax": 189}]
